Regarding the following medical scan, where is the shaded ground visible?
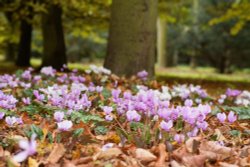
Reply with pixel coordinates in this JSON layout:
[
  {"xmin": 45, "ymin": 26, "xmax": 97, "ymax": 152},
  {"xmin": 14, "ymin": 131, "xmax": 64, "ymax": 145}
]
[{"xmin": 0, "ymin": 60, "xmax": 249, "ymax": 95}]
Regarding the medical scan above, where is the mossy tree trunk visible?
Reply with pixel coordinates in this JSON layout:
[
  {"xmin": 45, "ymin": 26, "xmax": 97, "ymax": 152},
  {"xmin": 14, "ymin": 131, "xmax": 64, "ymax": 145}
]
[
  {"xmin": 5, "ymin": 12, "xmax": 16, "ymax": 62},
  {"xmin": 157, "ymin": 17, "xmax": 167, "ymax": 68},
  {"xmin": 104, "ymin": 0, "xmax": 158, "ymax": 77},
  {"xmin": 41, "ymin": 4, "xmax": 67, "ymax": 69},
  {"xmin": 16, "ymin": 19, "xmax": 32, "ymax": 67}
]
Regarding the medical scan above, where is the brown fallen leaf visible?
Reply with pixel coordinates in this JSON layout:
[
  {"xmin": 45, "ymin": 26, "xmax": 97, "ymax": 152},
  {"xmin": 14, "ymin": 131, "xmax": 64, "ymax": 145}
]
[
  {"xmin": 199, "ymin": 141, "xmax": 234, "ymax": 160},
  {"xmin": 135, "ymin": 148, "xmax": 157, "ymax": 163},
  {"xmin": 73, "ymin": 157, "xmax": 93, "ymax": 165},
  {"xmin": 155, "ymin": 143, "xmax": 168, "ymax": 167},
  {"xmin": 28, "ymin": 157, "xmax": 39, "ymax": 167},
  {"xmin": 182, "ymin": 155, "xmax": 207, "ymax": 167},
  {"xmin": 170, "ymin": 160, "xmax": 185, "ymax": 167},
  {"xmin": 173, "ymin": 147, "xmax": 191, "ymax": 161},
  {"xmin": 95, "ymin": 148, "xmax": 122, "ymax": 160},
  {"xmin": 185, "ymin": 137, "xmax": 201, "ymax": 153},
  {"xmin": 47, "ymin": 143, "xmax": 66, "ymax": 164},
  {"xmin": 218, "ymin": 162, "xmax": 239, "ymax": 167}
]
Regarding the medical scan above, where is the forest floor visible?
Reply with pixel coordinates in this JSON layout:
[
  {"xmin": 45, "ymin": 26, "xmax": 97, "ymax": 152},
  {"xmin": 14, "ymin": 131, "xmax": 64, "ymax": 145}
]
[{"xmin": 0, "ymin": 64, "xmax": 249, "ymax": 166}]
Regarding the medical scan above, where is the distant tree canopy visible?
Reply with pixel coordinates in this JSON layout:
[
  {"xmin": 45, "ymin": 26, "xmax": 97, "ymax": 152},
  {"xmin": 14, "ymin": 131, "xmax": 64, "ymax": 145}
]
[{"xmin": 0, "ymin": 0, "xmax": 249, "ymax": 75}]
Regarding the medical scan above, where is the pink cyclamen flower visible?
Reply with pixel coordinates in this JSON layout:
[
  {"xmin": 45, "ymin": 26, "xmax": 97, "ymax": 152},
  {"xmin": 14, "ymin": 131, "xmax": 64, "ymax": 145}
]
[
  {"xmin": 101, "ymin": 143, "xmax": 114, "ymax": 151},
  {"xmin": 174, "ymin": 134, "xmax": 185, "ymax": 144},
  {"xmin": 5, "ymin": 116, "xmax": 17, "ymax": 126},
  {"xmin": 102, "ymin": 106, "xmax": 113, "ymax": 115},
  {"xmin": 226, "ymin": 88, "xmax": 241, "ymax": 97},
  {"xmin": 0, "ymin": 112, "xmax": 5, "ymax": 119},
  {"xmin": 137, "ymin": 70, "xmax": 148, "ymax": 80},
  {"xmin": 105, "ymin": 115, "xmax": 113, "ymax": 121},
  {"xmin": 54, "ymin": 111, "xmax": 64, "ymax": 122},
  {"xmin": 57, "ymin": 120, "xmax": 73, "ymax": 131},
  {"xmin": 184, "ymin": 99, "xmax": 193, "ymax": 107},
  {"xmin": 228, "ymin": 111, "xmax": 237, "ymax": 123},
  {"xmin": 160, "ymin": 120, "xmax": 173, "ymax": 132},
  {"xmin": 217, "ymin": 113, "xmax": 226, "ymax": 123},
  {"xmin": 13, "ymin": 134, "xmax": 37, "ymax": 162},
  {"xmin": 196, "ymin": 121, "xmax": 208, "ymax": 131},
  {"xmin": 22, "ymin": 97, "xmax": 31, "ymax": 105},
  {"xmin": 96, "ymin": 86, "xmax": 103, "ymax": 93},
  {"xmin": 40, "ymin": 66, "xmax": 55, "ymax": 77},
  {"xmin": 126, "ymin": 110, "xmax": 141, "ymax": 122}
]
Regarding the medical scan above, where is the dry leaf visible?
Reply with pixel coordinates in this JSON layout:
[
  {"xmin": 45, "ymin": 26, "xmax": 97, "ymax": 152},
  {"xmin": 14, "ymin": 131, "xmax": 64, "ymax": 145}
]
[
  {"xmin": 218, "ymin": 162, "xmax": 239, "ymax": 167},
  {"xmin": 28, "ymin": 157, "xmax": 39, "ymax": 167},
  {"xmin": 170, "ymin": 160, "xmax": 185, "ymax": 167},
  {"xmin": 185, "ymin": 137, "xmax": 201, "ymax": 153},
  {"xmin": 182, "ymin": 155, "xmax": 207, "ymax": 167},
  {"xmin": 96, "ymin": 148, "xmax": 122, "ymax": 160},
  {"xmin": 135, "ymin": 148, "xmax": 157, "ymax": 163},
  {"xmin": 199, "ymin": 141, "xmax": 234, "ymax": 160},
  {"xmin": 155, "ymin": 143, "xmax": 168, "ymax": 167},
  {"xmin": 47, "ymin": 143, "xmax": 66, "ymax": 164}
]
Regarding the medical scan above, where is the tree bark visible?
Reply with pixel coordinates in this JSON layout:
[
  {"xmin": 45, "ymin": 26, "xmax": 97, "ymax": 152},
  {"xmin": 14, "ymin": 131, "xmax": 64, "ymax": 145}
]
[
  {"xmin": 157, "ymin": 17, "xmax": 167, "ymax": 68},
  {"xmin": 104, "ymin": 0, "xmax": 158, "ymax": 77},
  {"xmin": 4, "ymin": 12, "xmax": 16, "ymax": 62},
  {"xmin": 16, "ymin": 19, "xmax": 32, "ymax": 67},
  {"xmin": 41, "ymin": 4, "xmax": 67, "ymax": 69}
]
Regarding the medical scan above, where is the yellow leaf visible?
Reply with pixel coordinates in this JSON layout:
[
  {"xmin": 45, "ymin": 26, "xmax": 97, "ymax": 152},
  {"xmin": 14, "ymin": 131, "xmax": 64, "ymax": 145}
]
[{"xmin": 28, "ymin": 157, "xmax": 39, "ymax": 167}]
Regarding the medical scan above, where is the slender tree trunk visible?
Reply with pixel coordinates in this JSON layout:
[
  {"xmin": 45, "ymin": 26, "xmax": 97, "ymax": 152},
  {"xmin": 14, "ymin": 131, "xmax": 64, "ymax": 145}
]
[
  {"xmin": 173, "ymin": 49, "xmax": 179, "ymax": 66},
  {"xmin": 157, "ymin": 17, "xmax": 167, "ymax": 68},
  {"xmin": 104, "ymin": 0, "xmax": 158, "ymax": 77},
  {"xmin": 41, "ymin": 4, "xmax": 67, "ymax": 69},
  {"xmin": 5, "ymin": 12, "xmax": 16, "ymax": 62},
  {"xmin": 16, "ymin": 19, "xmax": 32, "ymax": 67}
]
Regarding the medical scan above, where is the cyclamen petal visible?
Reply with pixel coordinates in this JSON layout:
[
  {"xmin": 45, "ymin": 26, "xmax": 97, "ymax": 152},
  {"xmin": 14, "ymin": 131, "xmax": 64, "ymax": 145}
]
[
  {"xmin": 57, "ymin": 120, "xmax": 73, "ymax": 131},
  {"xmin": 0, "ymin": 112, "xmax": 5, "ymax": 119},
  {"xmin": 174, "ymin": 134, "xmax": 185, "ymax": 144},
  {"xmin": 13, "ymin": 134, "xmax": 37, "ymax": 163},
  {"xmin": 126, "ymin": 110, "xmax": 141, "ymax": 122},
  {"xmin": 160, "ymin": 120, "xmax": 173, "ymax": 132},
  {"xmin": 54, "ymin": 111, "xmax": 64, "ymax": 122},
  {"xmin": 217, "ymin": 113, "xmax": 226, "ymax": 123},
  {"xmin": 228, "ymin": 111, "xmax": 237, "ymax": 123}
]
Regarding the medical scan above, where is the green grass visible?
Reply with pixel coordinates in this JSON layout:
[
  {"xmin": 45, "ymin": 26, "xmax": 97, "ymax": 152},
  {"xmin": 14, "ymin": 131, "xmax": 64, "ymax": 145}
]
[
  {"xmin": 0, "ymin": 56, "xmax": 250, "ymax": 84},
  {"xmin": 156, "ymin": 65, "xmax": 250, "ymax": 83}
]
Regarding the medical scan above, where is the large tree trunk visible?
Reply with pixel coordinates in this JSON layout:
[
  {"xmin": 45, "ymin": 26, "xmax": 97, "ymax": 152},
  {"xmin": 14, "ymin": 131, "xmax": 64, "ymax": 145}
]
[
  {"xmin": 104, "ymin": 0, "xmax": 158, "ymax": 77},
  {"xmin": 157, "ymin": 17, "xmax": 167, "ymax": 68},
  {"xmin": 41, "ymin": 4, "xmax": 67, "ymax": 69},
  {"xmin": 16, "ymin": 19, "xmax": 32, "ymax": 66}
]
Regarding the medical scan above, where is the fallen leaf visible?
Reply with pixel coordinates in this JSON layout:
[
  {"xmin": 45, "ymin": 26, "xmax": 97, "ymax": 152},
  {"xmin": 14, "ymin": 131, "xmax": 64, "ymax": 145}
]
[
  {"xmin": 155, "ymin": 143, "xmax": 168, "ymax": 167},
  {"xmin": 182, "ymin": 155, "xmax": 207, "ymax": 167},
  {"xmin": 95, "ymin": 148, "xmax": 122, "ymax": 160},
  {"xmin": 185, "ymin": 137, "xmax": 201, "ymax": 153},
  {"xmin": 170, "ymin": 160, "xmax": 185, "ymax": 167},
  {"xmin": 28, "ymin": 157, "xmax": 39, "ymax": 167},
  {"xmin": 47, "ymin": 143, "xmax": 66, "ymax": 164},
  {"xmin": 199, "ymin": 141, "xmax": 234, "ymax": 160},
  {"xmin": 135, "ymin": 148, "xmax": 157, "ymax": 163},
  {"xmin": 218, "ymin": 162, "xmax": 239, "ymax": 167}
]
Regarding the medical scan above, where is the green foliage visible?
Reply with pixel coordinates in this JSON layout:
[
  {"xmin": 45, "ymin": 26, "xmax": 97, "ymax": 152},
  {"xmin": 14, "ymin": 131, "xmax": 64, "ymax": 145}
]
[
  {"xmin": 24, "ymin": 124, "xmax": 44, "ymax": 140},
  {"xmin": 71, "ymin": 111, "xmax": 104, "ymax": 124},
  {"xmin": 94, "ymin": 126, "xmax": 108, "ymax": 135},
  {"xmin": 209, "ymin": 0, "xmax": 250, "ymax": 35},
  {"xmin": 73, "ymin": 128, "xmax": 84, "ymax": 138}
]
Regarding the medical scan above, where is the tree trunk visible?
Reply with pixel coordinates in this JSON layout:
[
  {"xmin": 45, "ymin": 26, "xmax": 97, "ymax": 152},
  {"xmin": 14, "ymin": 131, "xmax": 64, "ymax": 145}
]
[
  {"xmin": 157, "ymin": 17, "xmax": 167, "ymax": 68},
  {"xmin": 41, "ymin": 4, "xmax": 67, "ymax": 69},
  {"xmin": 16, "ymin": 19, "xmax": 32, "ymax": 67},
  {"xmin": 104, "ymin": 0, "xmax": 158, "ymax": 77},
  {"xmin": 5, "ymin": 12, "xmax": 16, "ymax": 62}
]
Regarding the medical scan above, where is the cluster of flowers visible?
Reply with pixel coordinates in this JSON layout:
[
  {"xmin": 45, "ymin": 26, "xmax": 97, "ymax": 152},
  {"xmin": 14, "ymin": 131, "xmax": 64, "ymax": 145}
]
[{"xmin": 0, "ymin": 65, "xmax": 244, "ymax": 163}]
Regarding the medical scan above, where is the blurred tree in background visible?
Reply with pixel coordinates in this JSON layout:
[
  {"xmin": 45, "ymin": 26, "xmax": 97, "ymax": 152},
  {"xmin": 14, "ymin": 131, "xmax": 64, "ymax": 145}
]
[{"xmin": 0, "ymin": 0, "xmax": 249, "ymax": 75}]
